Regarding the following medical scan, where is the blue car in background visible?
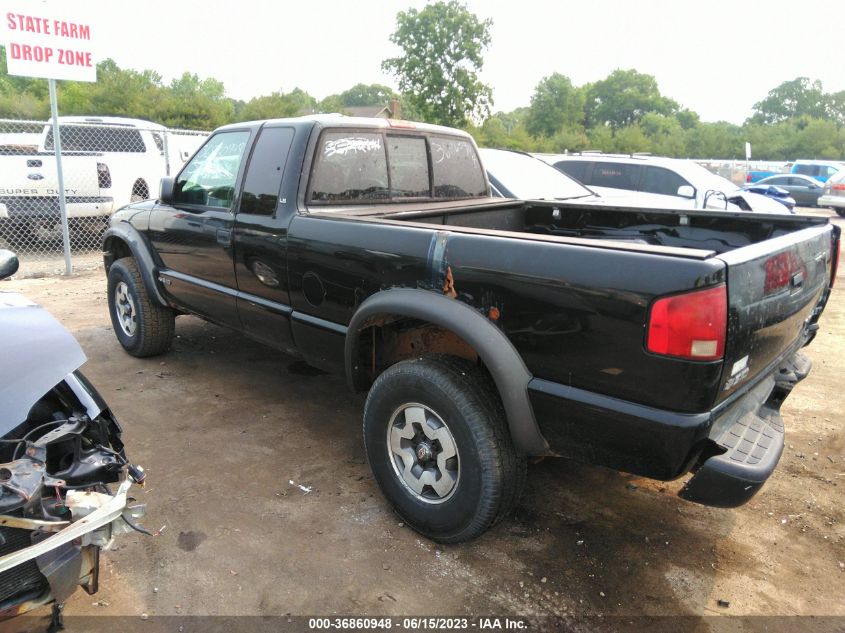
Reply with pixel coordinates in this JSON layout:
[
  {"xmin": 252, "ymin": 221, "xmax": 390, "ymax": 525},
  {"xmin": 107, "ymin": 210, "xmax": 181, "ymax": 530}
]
[
  {"xmin": 741, "ymin": 183, "xmax": 796, "ymax": 212},
  {"xmin": 747, "ymin": 160, "xmax": 844, "ymax": 184}
]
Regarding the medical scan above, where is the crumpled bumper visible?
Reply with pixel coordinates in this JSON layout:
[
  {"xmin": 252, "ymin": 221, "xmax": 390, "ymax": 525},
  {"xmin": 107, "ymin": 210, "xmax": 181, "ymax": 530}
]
[{"xmin": 0, "ymin": 474, "xmax": 145, "ymax": 618}]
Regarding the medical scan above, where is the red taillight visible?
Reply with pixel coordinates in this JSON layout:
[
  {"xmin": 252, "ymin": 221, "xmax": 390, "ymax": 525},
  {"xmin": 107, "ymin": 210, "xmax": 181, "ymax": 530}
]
[
  {"xmin": 746, "ymin": 174, "xmax": 752, "ymax": 182},
  {"xmin": 647, "ymin": 285, "xmax": 727, "ymax": 361}
]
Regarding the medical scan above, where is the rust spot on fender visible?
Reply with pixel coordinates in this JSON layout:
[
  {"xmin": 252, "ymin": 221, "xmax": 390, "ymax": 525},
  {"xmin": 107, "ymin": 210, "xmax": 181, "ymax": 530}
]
[{"xmin": 442, "ymin": 266, "xmax": 457, "ymax": 299}]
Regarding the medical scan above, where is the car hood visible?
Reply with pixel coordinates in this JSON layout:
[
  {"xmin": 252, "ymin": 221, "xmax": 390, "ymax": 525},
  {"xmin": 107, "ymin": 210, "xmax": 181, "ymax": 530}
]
[{"xmin": 0, "ymin": 292, "xmax": 87, "ymax": 434}]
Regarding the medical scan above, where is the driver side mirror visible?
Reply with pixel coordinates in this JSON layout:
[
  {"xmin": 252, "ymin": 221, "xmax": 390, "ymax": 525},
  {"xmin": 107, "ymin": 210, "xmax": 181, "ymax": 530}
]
[
  {"xmin": 677, "ymin": 185, "xmax": 695, "ymax": 198},
  {"xmin": 160, "ymin": 177, "xmax": 175, "ymax": 205},
  {"xmin": 0, "ymin": 249, "xmax": 19, "ymax": 280}
]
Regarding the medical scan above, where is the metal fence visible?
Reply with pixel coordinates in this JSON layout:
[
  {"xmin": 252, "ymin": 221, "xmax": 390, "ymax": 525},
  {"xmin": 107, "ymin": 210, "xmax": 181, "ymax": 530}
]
[{"xmin": 0, "ymin": 118, "xmax": 208, "ymax": 275}]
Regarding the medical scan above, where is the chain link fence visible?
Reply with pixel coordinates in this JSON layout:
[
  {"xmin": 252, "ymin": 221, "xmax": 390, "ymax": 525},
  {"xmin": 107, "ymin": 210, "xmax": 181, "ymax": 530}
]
[{"xmin": 0, "ymin": 117, "xmax": 208, "ymax": 276}]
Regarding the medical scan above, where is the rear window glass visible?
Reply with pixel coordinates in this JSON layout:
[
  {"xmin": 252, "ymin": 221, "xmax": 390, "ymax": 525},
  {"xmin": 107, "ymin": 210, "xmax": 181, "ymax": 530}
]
[
  {"xmin": 45, "ymin": 125, "xmax": 146, "ymax": 153},
  {"xmin": 388, "ymin": 136, "xmax": 429, "ymax": 198},
  {"xmin": 430, "ymin": 136, "xmax": 486, "ymax": 198},
  {"xmin": 309, "ymin": 130, "xmax": 486, "ymax": 204},
  {"xmin": 310, "ymin": 132, "xmax": 389, "ymax": 202},
  {"xmin": 589, "ymin": 162, "xmax": 641, "ymax": 190}
]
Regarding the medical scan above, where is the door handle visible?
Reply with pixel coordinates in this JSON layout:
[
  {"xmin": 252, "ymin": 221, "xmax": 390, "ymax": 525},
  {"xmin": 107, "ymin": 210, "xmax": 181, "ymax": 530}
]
[{"xmin": 216, "ymin": 228, "xmax": 232, "ymax": 246}]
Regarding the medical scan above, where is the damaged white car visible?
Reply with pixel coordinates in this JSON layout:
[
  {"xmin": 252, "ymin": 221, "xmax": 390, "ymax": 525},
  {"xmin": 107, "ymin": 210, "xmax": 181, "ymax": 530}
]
[{"xmin": 0, "ymin": 249, "xmax": 146, "ymax": 622}]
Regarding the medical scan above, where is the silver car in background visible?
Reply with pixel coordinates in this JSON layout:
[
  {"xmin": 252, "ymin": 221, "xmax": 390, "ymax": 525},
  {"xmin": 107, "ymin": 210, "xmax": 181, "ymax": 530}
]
[{"xmin": 818, "ymin": 170, "xmax": 845, "ymax": 217}]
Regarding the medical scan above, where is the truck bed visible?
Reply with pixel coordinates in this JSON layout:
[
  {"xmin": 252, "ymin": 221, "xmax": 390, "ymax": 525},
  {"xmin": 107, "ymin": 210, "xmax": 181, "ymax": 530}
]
[{"xmin": 328, "ymin": 197, "xmax": 828, "ymax": 257}]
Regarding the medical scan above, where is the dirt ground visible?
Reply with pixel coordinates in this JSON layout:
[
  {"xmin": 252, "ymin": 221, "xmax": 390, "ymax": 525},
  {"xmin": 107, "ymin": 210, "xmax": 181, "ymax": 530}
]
[{"xmin": 1, "ymin": 208, "xmax": 843, "ymax": 629}]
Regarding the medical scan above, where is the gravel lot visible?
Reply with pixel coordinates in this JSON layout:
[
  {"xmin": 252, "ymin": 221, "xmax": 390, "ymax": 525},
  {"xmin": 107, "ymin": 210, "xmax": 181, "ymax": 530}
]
[{"xmin": 2, "ymin": 208, "xmax": 843, "ymax": 629}]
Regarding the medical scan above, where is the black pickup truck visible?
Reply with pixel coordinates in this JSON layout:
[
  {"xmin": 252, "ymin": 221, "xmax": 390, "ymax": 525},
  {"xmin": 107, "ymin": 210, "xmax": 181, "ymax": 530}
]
[{"xmin": 101, "ymin": 116, "xmax": 839, "ymax": 542}]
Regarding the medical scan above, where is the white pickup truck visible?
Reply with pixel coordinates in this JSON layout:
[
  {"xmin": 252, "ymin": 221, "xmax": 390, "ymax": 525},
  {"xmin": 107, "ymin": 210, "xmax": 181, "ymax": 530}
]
[{"xmin": 0, "ymin": 116, "xmax": 205, "ymax": 244}]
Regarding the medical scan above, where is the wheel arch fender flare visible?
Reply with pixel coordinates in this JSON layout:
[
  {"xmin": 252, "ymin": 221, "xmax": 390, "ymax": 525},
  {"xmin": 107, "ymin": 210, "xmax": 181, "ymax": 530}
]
[
  {"xmin": 102, "ymin": 222, "xmax": 168, "ymax": 307},
  {"xmin": 345, "ymin": 288, "xmax": 549, "ymax": 456}
]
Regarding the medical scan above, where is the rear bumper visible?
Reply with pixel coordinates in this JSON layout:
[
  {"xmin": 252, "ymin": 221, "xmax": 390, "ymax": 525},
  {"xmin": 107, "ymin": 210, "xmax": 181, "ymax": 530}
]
[
  {"xmin": 529, "ymin": 350, "xmax": 811, "ymax": 507},
  {"xmin": 817, "ymin": 194, "xmax": 845, "ymax": 209},
  {"xmin": 679, "ymin": 352, "xmax": 810, "ymax": 507},
  {"xmin": 0, "ymin": 196, "xmax": 114, "ymax": 219}
]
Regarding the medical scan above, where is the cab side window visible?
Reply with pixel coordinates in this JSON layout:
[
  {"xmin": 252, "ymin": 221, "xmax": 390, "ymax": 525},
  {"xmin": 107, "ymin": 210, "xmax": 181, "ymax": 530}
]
[
  {"xmin": 239, "ymin": 127, "xmax": 295, "ymax": 217},
  {"xmin": 174, "ymin": 131, "xmax": 250, "ymax": 209},
  {"xmin": 641, "ymin": 166, "xmax": 691, "ymax": 196}
]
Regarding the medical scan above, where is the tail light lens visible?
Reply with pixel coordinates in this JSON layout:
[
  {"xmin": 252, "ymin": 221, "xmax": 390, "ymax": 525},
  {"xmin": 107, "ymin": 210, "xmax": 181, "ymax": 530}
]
[
  {"xmin": 646, "ymin": 285, "xmax": 727, "ymax": 361},
  {"xmin": 832, "ymin": 183, "xmax": 845, "ymax": 192},
  {"xmin": 97, "ymin": 162, "xmax": 111, "ymax": 188},
  {"xmin": 764, "ymin": 251, "xmax": 806, "ymax": 295},
  {"xmin": 746, "ymin": 174, "xmax": 752, "ymax": 182}
]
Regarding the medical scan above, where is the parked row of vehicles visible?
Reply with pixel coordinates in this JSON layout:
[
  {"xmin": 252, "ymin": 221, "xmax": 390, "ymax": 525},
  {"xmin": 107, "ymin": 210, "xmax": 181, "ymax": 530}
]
[
  {"xmin": 747, "ymin": 159, "xmax": 844, "ymax": 185},
  {"xmin": 0, "ymin": 117, "xmax": 205, "ymax": 246},
  {"xmin": 1, "ymin": 114, "xmax": 839, "ymax": 621}
]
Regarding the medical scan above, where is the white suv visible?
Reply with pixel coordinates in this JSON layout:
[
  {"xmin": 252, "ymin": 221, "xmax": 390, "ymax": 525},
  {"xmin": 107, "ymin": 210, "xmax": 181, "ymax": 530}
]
[{"xmin": 537, "ymin": 153, "xmax": 791, "ymax": 213}]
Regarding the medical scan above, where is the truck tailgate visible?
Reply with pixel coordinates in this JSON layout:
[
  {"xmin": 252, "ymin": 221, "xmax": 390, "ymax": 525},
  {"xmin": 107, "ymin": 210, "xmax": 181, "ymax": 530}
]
[
  {"xmin": 716, "ymin": 223, "xmax": 838, "ymax": 402},
  {"xmin": 0, "ymin": 154, "xmax": 104, "ymax": 217}
]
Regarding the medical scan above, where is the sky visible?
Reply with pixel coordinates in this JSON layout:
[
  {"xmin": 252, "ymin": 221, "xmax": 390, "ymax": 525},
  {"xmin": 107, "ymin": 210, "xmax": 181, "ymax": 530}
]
[{"xmin": 7, "ymin": 0, "xmax": 844, "ymax": 124}]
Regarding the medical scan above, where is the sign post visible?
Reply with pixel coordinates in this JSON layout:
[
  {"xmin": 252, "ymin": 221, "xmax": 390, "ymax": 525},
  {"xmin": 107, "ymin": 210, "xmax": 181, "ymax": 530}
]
[
  {"xmin": 745, "ymin": 142, "xmax": 752, "ymax": 185},
  {"xmin": 1, "ymin": 3, "xmax": 98, "ymax": 275},
  {"xmin": 48, "ymin": 78, "xmax": 72, "ymax": 274}
]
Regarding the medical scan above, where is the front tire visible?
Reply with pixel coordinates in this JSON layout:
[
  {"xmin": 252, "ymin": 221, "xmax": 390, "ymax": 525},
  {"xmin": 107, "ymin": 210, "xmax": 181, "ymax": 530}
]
[
  {"xmin": 107, "ymin": 257, "xmax": 175, "ymax": 357},
  {"xmin": 363, "ymin": 356, "xmax": 525, "ymax": 543}
]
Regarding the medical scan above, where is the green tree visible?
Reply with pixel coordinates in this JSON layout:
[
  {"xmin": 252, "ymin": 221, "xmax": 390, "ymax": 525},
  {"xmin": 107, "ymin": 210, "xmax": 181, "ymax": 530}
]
[
  {"xmin": 639, "ymin": 112, "xmax": 685, "ymax": 156},
  {"xmin": 584, "ymin": 69, "xmax": 678, "ymax": 130},
  {"xmin": 611, "ymin": 124, "xmax": 651, "ymax": 154},
  {"xmin": 524, "ymin": 73, "xmax": 585, "ymax": 138},
  {"xmin": 828, "ymin": 90, "xmax": 845, "ymax": 126},
  {"xmin": 685, "ymin": 121, "xmax": 742, "ymax": 158},
  {"xmin": 749, "ymin": 77, "xmax": 829, "ymax": 125},
  {"xmin": 382, "ymin": 1, "xmax": 493, "ymax": 127},
  {"xmin": 338, "ymin": 83, "xmax": 396, "ymax": 107},
  {"xmin": 238, "ymin": 88, "xmax": 316, "ymax": 122},
  {"xmin": 158, "ymin": 72, "xmax": 234, "ymax": 129},
  {"xmin": 473, "ymin": 113, "xmax": 538, "ymax": 150}
]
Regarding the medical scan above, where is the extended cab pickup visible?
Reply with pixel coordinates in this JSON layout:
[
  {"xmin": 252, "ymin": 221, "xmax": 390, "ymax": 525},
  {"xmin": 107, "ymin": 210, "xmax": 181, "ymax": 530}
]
[{"xmin": 101, "ymin": 116, "xmax": 840, "ymax": 542}]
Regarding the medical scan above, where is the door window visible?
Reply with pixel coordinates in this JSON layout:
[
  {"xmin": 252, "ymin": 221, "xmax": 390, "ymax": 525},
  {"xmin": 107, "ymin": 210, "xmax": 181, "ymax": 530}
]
[
  {"xmin": 589, "ymin": 162, "xmax": 641, "ymax": 191},
  {"xmin": 768, "ymin": 176, "xmax": 790, "ymax": 186},
  {"xmin": 794, "ymin": 164, "xmax": 820, "ymax": 177},
  {"xmin": 641, "ymin": 166, "xmax": 692, "ymax": 196},
  {"xmin": 174, "ymin": 131, "xmax": 250, "ymax": 209},
  {"xmin": 554, "ymin": 160, "xmax": 589, "ymax": 183},
  {"xmin": 239, "ymin": 127, "xmax": 294, "ymax": 216}
]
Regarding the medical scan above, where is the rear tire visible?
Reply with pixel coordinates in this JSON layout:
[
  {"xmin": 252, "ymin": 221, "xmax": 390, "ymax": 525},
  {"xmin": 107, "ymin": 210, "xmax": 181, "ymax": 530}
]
[
  {"xmin": 107, "ymin": 257, "xmax": 174, "ymax": 357},
  {"xmin": 835, "ymin": 208, "xmax": 845, "ymax": 218},
  {"xmin": 363, "ymin": 356, "xmax": 525, "ymax": 543}
]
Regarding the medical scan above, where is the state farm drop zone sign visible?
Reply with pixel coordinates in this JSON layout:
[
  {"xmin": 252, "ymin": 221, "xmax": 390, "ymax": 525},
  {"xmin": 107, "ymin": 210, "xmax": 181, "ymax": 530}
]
[{"xmin": 2, "ymin": 3, "xmax": 98, "ymax": 82}]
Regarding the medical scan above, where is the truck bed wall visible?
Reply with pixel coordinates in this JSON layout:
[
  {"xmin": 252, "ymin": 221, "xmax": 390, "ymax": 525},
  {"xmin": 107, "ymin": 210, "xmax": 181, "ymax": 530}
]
[{"xmin": 379, "ymin": 200, "xmax": 826, "ymax": 255}]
